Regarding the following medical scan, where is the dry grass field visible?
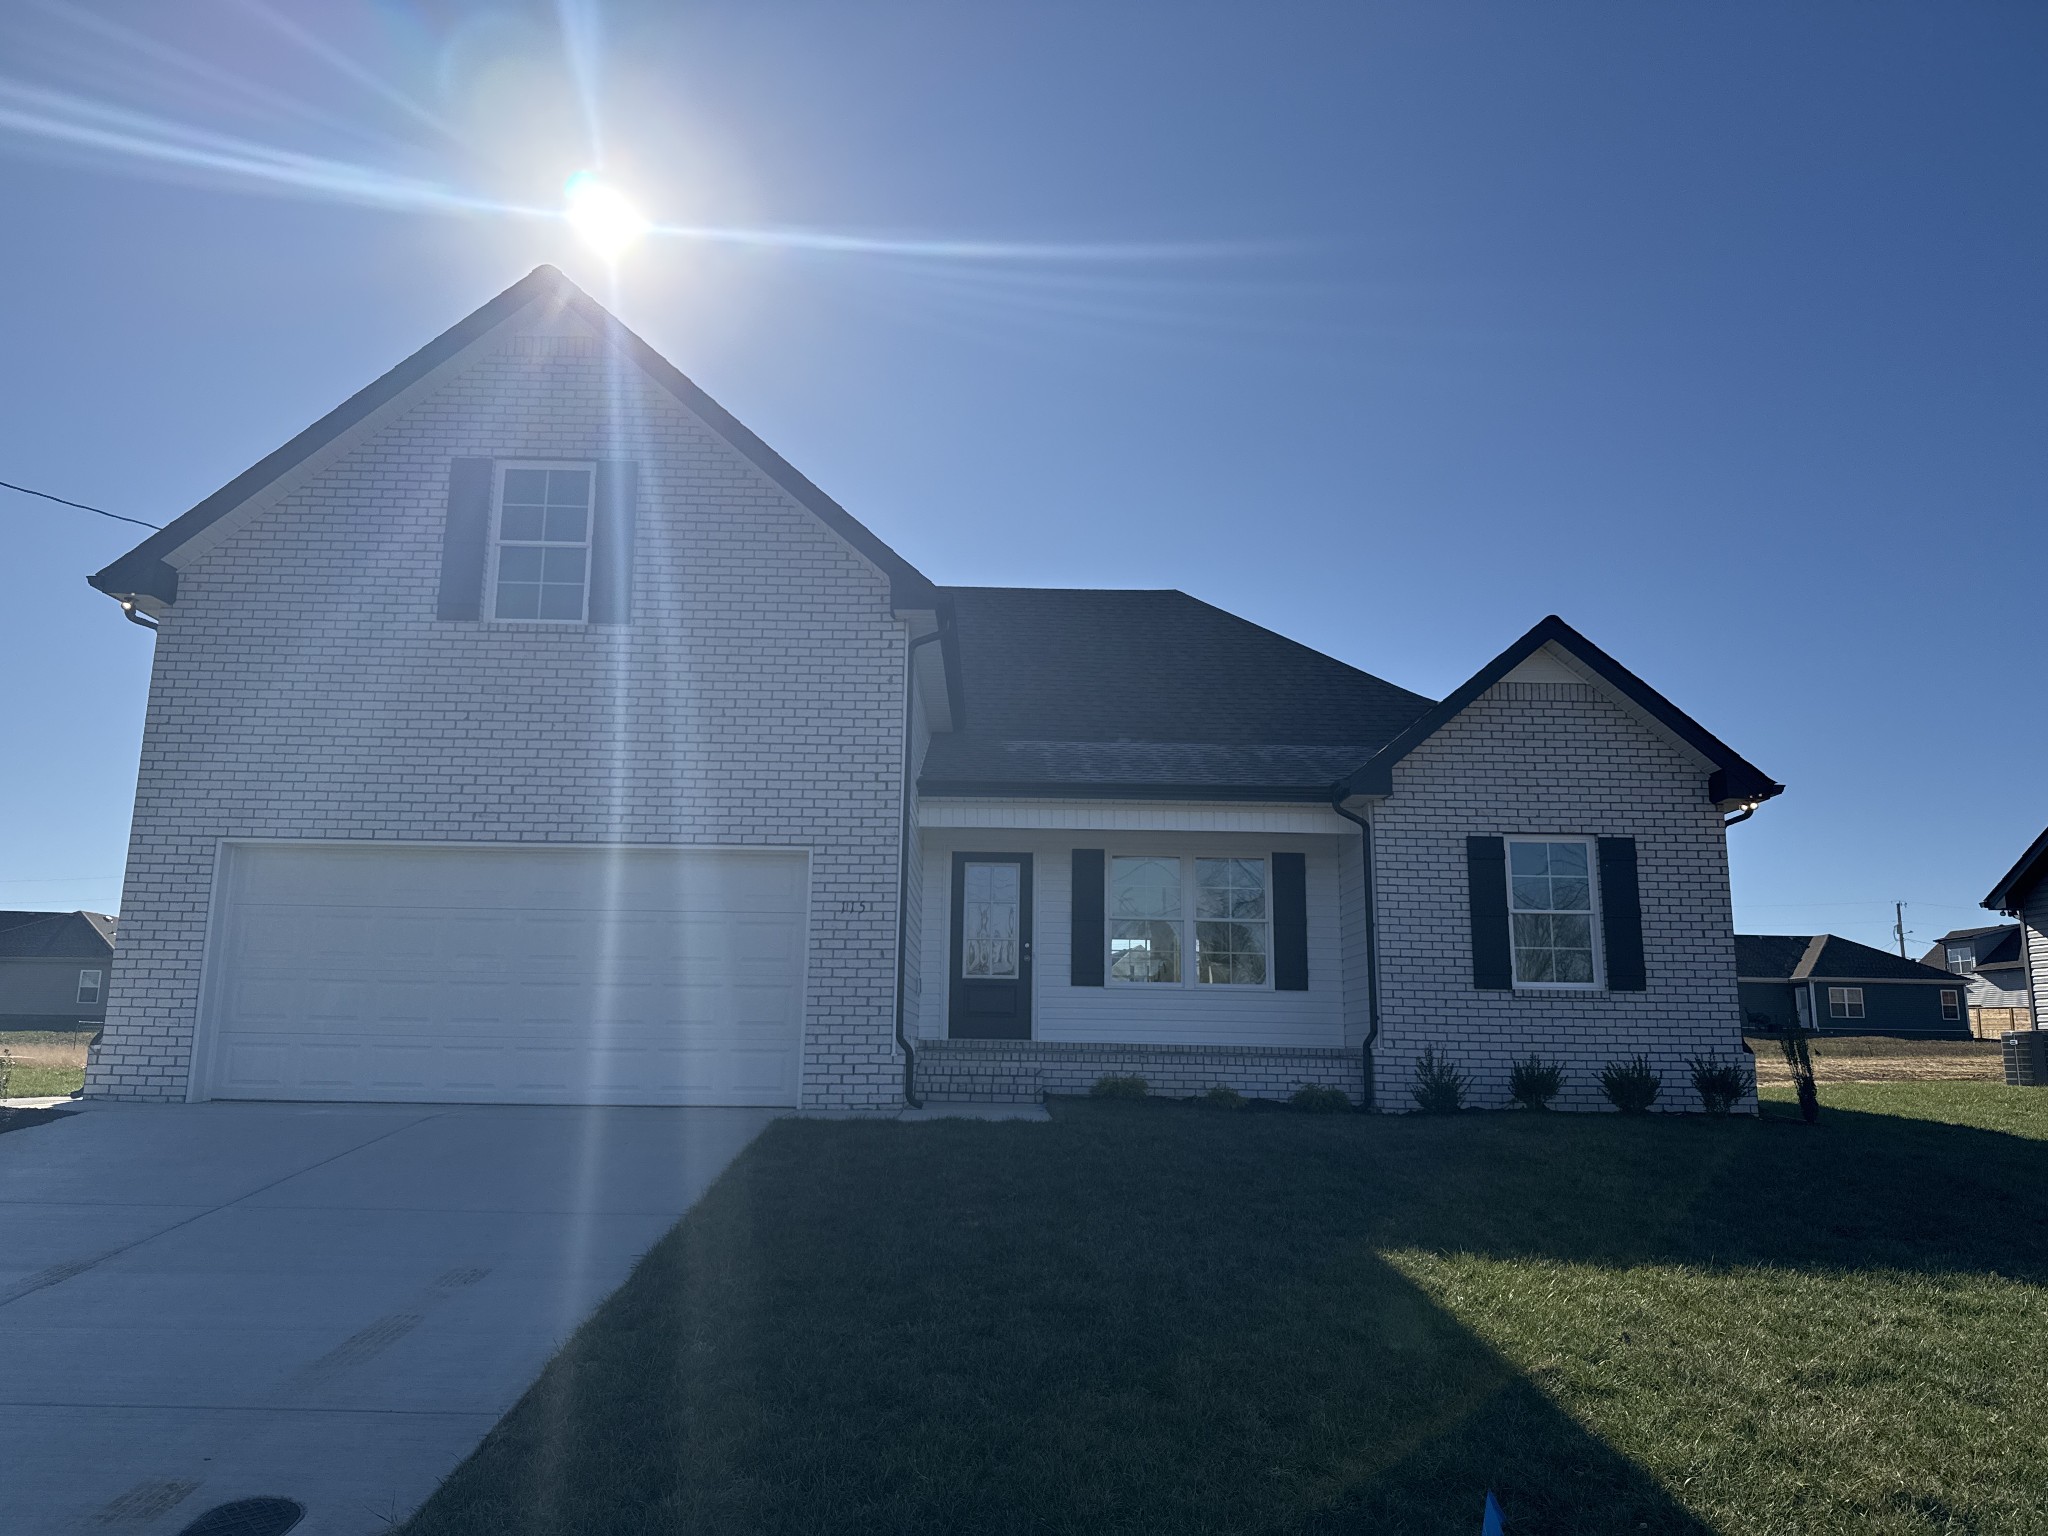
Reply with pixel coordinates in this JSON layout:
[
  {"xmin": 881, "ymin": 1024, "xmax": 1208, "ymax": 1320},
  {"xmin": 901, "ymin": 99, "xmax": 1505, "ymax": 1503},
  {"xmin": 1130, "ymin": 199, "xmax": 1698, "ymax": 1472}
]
[
  {"xmin": 1747, "ymin": 1033, "xmax": 2003, "ymax": 1085},
  {"xmin": 0, "ymin": 1029, "xmax": 92, "ymax": 1098}
]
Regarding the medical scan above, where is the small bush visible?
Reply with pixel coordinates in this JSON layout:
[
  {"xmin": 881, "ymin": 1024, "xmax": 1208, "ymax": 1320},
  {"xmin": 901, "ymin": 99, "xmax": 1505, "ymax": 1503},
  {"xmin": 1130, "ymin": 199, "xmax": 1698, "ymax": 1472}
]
[
  {"xmin": 1508, "ymin": 1055, "xmax": 1564, "ymax": 1111},
  {"xmin": 1089, "ymin": 1074, "xmax": 1148, "ymax": 1100},
  {"xmin": 1199, "ymin": 1084, "xmax": 1246, "ymax": 1110},
  {"xmin": 0, "ymin": 1048, "xmax": 11, "ymax": 1098},
  {"xmin": 1777, "ymin": 1027, "xmax": 1821, "ymax": 1124},
  {"xmin": 1289, "ymin": 1084, "xmax": 1351, "ymax": 1114},
  {"xmin": 1599, "ymin": 1055, "xmax": 1662, "ymax": 1114},
  {"xmin": 1410, "ymin": 1046, "xmax": 1471, "ymax": 1114},
  {"xmin": 1688, "ymin": 1055, "xmax": 1748, "ymax": 1114}
]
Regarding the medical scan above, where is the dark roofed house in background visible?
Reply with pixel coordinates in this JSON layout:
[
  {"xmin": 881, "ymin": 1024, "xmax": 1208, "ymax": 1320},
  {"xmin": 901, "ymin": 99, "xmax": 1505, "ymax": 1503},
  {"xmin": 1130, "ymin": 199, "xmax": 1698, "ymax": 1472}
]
[
  {"xmin": 81, "ymin": 266, "xmax": 1784, "ymax": 1113},
  {"xmin": 1736, "ymin": 933, "xmax": 1969, "ymax": 1039},
  {"xmin": 1923, "ymin": 924, "xmax": 2034, "ymax": 1039},
  {"xmin": 0, "ymin": 911, "xmax": 116, "ymax": 1031}
]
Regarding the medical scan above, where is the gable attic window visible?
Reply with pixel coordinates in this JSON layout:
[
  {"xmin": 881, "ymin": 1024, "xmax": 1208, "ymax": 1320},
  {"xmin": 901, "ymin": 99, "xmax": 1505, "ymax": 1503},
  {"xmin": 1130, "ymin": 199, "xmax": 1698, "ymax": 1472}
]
[
  {"xmin": 1506, "ymin": 838, "xmax": 1600, "ymax": 988},
  {"xmin": 490, "ymin": 463, "xmax": 594, "ymax": 622},
  {"xmin": 1945, "ymin": 944, "xmax": 1975, "ymax": 974}
]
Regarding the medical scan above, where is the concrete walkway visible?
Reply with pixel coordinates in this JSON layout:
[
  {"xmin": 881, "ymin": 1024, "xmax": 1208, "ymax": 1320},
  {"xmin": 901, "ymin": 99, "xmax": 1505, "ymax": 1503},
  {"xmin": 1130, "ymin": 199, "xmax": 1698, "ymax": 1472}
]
[{"xmin": 0, "ymin": 1101, "xmax": 773, "ymax": 1535}]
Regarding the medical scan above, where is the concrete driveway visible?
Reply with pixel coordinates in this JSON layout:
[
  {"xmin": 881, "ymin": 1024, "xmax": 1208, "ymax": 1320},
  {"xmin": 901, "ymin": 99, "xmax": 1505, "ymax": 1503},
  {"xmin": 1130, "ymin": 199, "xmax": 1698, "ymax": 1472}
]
[{"xmin": 0, "ymin": 1101, "xmax": 774, "ymax": 1535}]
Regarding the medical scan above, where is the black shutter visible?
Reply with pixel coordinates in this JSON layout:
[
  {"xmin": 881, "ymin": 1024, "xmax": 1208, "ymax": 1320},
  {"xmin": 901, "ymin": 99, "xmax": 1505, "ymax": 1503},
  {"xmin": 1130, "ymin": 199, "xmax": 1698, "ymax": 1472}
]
[
  {"xmin": 1467, "ymin": 836, "xmax": 1513, "ymax": 990},
  {"xmin": 1272, "ymin": 851, "xmax": 1308, "ymax": 990},
  {"xmin": 436, "ymin": 458, "xmax": 494, "ymax": 619},
  {"xmin": 588, "ymin": 460, "xmax": 637, "ymax": 625},
  {"xmin": 1071, "ymin": 849, "xmax": 1105, "ymax": 986},
  {"xmin": 1598, "ymin": 837, "xmax": 1646, "ymax": 991}
]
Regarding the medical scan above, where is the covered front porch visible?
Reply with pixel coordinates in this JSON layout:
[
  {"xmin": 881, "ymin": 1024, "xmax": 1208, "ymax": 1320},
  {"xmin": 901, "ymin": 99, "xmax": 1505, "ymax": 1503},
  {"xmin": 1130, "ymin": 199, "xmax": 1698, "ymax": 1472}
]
[{"xmin": 912, "ymin": 798, "xmax": 1370, "ymax": 1103}]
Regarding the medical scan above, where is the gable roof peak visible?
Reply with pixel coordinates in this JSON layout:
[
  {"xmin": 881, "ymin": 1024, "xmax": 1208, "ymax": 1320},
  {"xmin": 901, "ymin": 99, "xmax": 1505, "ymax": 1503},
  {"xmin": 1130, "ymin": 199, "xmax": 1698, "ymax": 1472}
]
[
  {"xmin": 1337, "ymin": 613, "xmax": 1782, "ymax": 809},
  {"xmin": 89, "ymin": 266, "xmax": 937, "ymax": 612}
]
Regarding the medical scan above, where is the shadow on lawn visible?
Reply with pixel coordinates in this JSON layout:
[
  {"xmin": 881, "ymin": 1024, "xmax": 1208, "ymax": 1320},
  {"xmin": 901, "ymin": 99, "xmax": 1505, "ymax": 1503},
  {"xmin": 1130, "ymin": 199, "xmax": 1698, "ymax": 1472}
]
[{"xmin": 400, "ymin": 1095, "xmax": 2048, "ymax": 1536}]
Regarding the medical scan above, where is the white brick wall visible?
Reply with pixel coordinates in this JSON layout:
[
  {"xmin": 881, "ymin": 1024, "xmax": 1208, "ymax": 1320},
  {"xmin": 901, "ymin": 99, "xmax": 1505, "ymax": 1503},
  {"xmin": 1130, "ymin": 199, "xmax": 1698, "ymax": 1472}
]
[
  {"xmin": 915, "ymin": 1039, "xmax": 1358, "ymax": 1103},
  {"xmin": 1369, "ymin": 680, "xmax": 1753, "ymax": 1113},
  {"xmin": 92, "ymin": 324, "xmax": 912, "ymax": 1109}
]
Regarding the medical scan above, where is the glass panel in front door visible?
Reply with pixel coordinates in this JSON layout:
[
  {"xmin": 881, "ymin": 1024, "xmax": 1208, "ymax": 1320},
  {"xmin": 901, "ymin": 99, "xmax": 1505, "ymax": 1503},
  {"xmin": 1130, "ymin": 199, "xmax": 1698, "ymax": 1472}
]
[{"xmin": 961, "ymin": 861, "xmax": 1021, "ymax": 979}]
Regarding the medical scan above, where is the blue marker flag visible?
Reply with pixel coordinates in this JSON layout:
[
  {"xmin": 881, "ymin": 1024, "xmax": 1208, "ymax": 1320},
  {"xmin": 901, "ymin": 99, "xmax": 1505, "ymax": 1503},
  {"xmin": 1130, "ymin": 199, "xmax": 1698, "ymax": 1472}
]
[{"xmin": 1482, "ymin": 1490, "xmax": 1505, "ymax": 1535}]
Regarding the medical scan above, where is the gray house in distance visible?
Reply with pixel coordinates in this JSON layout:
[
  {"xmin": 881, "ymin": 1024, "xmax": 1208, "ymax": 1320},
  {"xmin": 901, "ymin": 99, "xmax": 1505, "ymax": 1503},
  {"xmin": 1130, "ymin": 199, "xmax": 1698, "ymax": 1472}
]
[
  {"xmin": 1922, "ymin": 925, "xmax": 2033, "ymax": 1038},
  {"xmin": 0, "ymin": 912, "xmax": 116, "ymax": 1030},
  {"xmin": 1736, "ymin": 933, "xmax": 1968, "ymax": 1038}
]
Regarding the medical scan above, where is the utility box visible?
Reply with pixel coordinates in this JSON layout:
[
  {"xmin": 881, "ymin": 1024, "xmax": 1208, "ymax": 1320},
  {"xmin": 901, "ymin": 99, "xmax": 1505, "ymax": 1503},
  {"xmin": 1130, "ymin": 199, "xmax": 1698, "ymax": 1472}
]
[{"xmin": 2002, "ymin": 1030, "xmax": 2048, "ymax": 1087}]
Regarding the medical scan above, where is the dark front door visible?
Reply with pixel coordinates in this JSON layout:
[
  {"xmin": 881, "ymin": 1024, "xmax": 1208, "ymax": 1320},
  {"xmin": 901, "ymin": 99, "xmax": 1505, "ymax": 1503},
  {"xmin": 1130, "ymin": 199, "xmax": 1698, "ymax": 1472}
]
[{"xmin": 950, "ymin": 852, "xmax": 1032, "ymax": 1039}]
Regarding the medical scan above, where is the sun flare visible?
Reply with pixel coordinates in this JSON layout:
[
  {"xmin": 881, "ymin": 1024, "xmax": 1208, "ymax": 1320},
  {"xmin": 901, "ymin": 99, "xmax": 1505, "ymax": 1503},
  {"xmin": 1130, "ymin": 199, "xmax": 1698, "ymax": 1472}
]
[{"xmin": 564, "ymin": 171, "xmax": 649, "ymax": 258}]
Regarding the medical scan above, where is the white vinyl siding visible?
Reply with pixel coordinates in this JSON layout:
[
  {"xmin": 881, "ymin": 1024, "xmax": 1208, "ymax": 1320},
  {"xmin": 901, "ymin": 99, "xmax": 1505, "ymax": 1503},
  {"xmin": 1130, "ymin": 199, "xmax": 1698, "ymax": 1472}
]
[{"xmin": 917, "ymin": 828, "xmax": 1344, "ymax": 1048}]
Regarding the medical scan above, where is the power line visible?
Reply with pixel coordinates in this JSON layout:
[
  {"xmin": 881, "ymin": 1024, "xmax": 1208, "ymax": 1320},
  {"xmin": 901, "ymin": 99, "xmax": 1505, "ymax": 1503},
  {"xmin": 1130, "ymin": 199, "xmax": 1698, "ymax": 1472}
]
[{"xmin": 0, "ymin": 477, "xmax": 162, "ymax": 530}]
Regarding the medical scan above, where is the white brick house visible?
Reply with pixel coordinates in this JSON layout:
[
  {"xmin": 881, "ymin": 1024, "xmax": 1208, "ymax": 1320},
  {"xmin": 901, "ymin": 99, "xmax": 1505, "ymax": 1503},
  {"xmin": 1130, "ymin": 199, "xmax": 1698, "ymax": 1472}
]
[{"xmin": 86, "ymin": 267, "xmax": 1782, "ymax": 1112}]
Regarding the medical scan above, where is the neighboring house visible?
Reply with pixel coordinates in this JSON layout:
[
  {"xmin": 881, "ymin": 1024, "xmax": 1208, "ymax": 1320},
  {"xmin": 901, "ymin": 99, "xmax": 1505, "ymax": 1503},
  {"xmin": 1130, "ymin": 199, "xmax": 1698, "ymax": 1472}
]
[
  {"xmin": 0, "ymin": 911, "xmax": 116, "ymax": 1030},
  {"xmin": 1922, "ymin": 925, "xmax": 2033, "ymax": 1038},
  {"xmin": 81, "ymin": 266, "xmax": 1783, "ymax": 1113},
  {"xmin": 1984, "ymin": 827, "xmax": 2048, "ymax": 1035},
  {"xmin": 1735, "ymin": 933, "xmax": 1969, "ymax": 1038}
]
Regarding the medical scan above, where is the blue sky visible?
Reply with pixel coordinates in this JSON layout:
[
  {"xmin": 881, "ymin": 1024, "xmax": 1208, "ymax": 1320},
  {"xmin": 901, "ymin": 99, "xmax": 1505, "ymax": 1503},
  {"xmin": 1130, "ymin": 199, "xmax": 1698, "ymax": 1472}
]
[{"xmin": 2, "ymin": 2, "xmax": 2042, "ymax": 953}]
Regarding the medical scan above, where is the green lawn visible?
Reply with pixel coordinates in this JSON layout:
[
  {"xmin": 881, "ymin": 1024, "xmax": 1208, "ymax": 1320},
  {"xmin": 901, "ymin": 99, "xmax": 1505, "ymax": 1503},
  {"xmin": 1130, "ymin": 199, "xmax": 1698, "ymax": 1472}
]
[{"xmin": 402, "ymin": 1083, "xmax": 2048, "ymax": 1536}]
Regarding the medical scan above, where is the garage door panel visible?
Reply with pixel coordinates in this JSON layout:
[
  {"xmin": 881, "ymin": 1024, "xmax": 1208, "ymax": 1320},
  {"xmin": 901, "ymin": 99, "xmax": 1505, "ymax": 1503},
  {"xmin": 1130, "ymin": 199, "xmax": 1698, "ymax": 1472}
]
[{"xmin": 203, "ymin": 845, "xmax": 808, "ymax": 1106}]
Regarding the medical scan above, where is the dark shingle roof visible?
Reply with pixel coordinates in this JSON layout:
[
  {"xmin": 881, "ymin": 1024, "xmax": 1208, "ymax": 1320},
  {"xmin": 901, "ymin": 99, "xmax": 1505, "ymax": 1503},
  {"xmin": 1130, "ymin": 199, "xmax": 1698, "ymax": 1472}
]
[
  {"xmin": 1736, "ymin": 933, "xmax": 1961, "ymax": 983},
  {"xmin": 0, "ymin": 912, "xmax": 116, "ymax": 960},
  {"xmin": 1921, "ymin": 925, "xmax": 2022, "ymax": 970},
  {"xmin": 919, "ymin": 588, "xmax": 1434, "ymax": 798}
]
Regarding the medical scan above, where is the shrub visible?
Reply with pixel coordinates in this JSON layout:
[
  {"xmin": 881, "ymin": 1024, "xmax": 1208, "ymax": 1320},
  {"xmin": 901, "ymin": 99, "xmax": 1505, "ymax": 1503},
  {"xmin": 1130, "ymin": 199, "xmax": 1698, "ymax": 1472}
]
[
  {"xmin": 0, "ymin": 1047, "xmax": 11, "ymax": 1098},
  {"xmin": 1508, "ymin": 1055, "xmax": 1564, "ymax": 1111},
  {"xmin": 1688, "ymin": 1055, "xmax": 1748, "ymax": 1115},
  {"xmin": 1289, "ymin": 1084, "xmax": 1351, "ymax": 1114},
  {"xmin": 1777, "ymin": 1027, "xmax": 1821, "ymax": 1124},
  {"xmin": 1089, "ymin": 1074, "xmax": 1148, "ymax": 1100},
  {"xmin": 1410, "ymin": 1046, "xmax": 1470, "ymax": 1114},
  {"xmin": 1598, "ymin": 1055, "xmax": 1662, "ymax": 1114},
  {"xmin": 1199, "ymin": 1084, "xmax": 1246, "ymax": 1110}
]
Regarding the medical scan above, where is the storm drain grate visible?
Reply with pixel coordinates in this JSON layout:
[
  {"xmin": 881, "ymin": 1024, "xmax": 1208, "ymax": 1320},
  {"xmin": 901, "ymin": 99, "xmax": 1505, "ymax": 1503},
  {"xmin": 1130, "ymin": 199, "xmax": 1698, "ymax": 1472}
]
[{"xmin": 173, "ymin": 1497, "xmax": 305, "ymax": 1536}]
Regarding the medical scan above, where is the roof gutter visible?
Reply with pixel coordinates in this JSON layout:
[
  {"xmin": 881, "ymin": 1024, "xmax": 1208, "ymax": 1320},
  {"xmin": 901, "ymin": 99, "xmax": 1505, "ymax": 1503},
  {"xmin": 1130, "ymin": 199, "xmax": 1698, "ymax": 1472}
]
[
  {"xmin": 1329, "ymin": 794, "xmax": 1380, "ymax": 1111},
  {"xmin": 894, "ymin": 626, "xmax": 944, "ymax": 1108}
]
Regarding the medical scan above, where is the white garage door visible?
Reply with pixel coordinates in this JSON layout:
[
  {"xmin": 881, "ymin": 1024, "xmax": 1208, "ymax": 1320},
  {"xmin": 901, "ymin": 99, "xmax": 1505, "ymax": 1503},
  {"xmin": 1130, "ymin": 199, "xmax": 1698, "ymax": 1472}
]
[{"xmin": 200, "ymin": 843, "xmax": 809, "ymax": 1106}]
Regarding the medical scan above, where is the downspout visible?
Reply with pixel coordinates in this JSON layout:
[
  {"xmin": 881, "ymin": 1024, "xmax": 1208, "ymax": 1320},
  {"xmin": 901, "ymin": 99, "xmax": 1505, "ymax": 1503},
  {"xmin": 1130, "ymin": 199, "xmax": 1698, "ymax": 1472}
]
[
  {"xmin": 894, "ymin": 627, "xmax": 943, "ymax": 1108},
  {"xmin": 117, "ymin": 599, "xmax": 159, "ymax": 632},
  {"xmin": 1330, "ymin": 795, "xmax": 1381, "ymax": 1111}
]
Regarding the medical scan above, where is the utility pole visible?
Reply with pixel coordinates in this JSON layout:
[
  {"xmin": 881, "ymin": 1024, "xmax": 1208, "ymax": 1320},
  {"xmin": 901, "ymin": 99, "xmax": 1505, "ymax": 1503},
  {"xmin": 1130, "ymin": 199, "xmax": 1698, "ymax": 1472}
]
[{"xmin": 1895, "ymin": 901, "xmax": 1907, "ymax": 958}]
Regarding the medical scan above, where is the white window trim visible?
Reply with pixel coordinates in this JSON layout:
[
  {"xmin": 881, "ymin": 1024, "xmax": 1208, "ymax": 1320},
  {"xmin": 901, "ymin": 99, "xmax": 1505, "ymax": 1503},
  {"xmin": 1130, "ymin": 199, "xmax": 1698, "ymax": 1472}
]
[
  {"xmin": 77, "ymin": 967, "xmax": 103, "ymax": 1005},
  {"xmin": 1827, "ymin": 985, "xmax": 1865, "ymax": 1020},
  {"xmin": 1941, "ymin": 989, "xmax": 1961, "ymax": 1021},
  {"xmin": 1104, "ymin": 853, "xmax": 1274, "ymax": 990},
  {"xmin": 486, "ymin": 459, "xmax": 596, "ymax": 625},
  {"xmin": 1503, "ymin": 834, "xmax": 1605, "ymax": 991},
  {"xmin": 1945, "ymin": 946, "xmax": 1974, "ymax": 975}
]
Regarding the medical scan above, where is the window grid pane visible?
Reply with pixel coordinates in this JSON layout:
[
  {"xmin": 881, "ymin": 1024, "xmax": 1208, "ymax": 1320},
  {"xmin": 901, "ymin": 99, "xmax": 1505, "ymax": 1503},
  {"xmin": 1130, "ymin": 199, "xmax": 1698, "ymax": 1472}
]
[
  {"xmin": 493, "ymin": 463, "xmax": 594, "ymax": 623},
  {"xmin": 1507, "ymin": 840, "xmax": 1597, "ymax": 986},
  {"xmin": 1110, "ymin": 920, "xmax": 1180, "ymax": 983}
]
